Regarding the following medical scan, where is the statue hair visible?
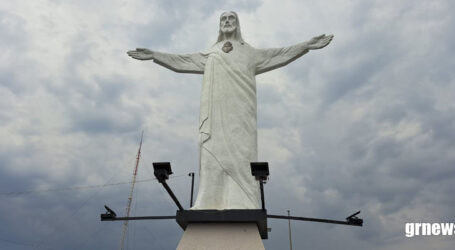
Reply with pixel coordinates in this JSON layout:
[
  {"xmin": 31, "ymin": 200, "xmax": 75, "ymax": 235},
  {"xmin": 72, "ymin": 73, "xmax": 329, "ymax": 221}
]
[{"xmin": 216, "ymin": 11, "xmax": 245, "ymax": 45}]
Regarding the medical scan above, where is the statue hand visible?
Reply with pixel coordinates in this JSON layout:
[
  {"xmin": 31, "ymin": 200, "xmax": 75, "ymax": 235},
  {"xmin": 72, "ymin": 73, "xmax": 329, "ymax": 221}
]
[
  {"xmin": 127, "ymin": 48, "xmax": 154, "ymax": 60},
  {"xmin": 306, "ymin": 34, "xmax": 334, "ymax": 50}
]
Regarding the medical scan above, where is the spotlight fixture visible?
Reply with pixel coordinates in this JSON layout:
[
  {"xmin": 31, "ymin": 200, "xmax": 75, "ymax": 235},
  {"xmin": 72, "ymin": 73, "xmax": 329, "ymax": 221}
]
[
  {"xmin": 251, "ymin": 162, "xmax": 269, "ymax": 182},
  {"xmin": 251, "ymin": 162, "xmax": 269, "ymax": 210},
  {"xmin": 153, "ymin": 162, "xmax": 173, "ymax": 183}
]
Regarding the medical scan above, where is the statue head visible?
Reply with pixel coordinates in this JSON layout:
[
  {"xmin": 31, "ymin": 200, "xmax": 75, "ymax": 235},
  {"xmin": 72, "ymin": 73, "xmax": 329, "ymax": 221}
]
[{"xmin": 216, "ymin": 11, "xmax": 245, "ymax": 44}]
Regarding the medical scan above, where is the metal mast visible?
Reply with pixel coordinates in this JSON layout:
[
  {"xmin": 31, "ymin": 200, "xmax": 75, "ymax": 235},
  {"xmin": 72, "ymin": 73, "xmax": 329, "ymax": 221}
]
[
  {"xmin": 287, "ymin": 210, "xmax": 293, "ymax": 250},
  {"xmin": 119, "ymin": 131, "xmax": 143, "ymax": 250}
]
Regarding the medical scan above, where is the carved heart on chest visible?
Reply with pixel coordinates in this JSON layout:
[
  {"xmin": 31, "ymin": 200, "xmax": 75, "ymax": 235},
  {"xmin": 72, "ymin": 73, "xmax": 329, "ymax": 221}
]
[{"xmin": 222, "ymin": 41, "xmax": 233, "ymax": 53}]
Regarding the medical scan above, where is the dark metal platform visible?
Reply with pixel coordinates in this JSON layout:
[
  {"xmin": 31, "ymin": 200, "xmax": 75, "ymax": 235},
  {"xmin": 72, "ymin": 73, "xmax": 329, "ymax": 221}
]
[
  {"xmin": 176, "ymin": 209, "xmax": 269, "ymax": 239},
  {"xmin": 101, "ymin": 162, "xmax": 363, "ymax": 241}
]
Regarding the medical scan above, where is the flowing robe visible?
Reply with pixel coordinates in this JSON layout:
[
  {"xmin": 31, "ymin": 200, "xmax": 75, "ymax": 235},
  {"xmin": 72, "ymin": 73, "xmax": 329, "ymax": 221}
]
[{"xmin": 152, "ymin": 40, "xmax": 309, "ymax": 209}]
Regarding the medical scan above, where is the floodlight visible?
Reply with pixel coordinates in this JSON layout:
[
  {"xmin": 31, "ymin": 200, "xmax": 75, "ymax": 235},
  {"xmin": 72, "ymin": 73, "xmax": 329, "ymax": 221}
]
[
  {"xmin": 250, "ymin": 162, "xmax": 269, "ymax": 181},
  {"xmin": 153, "ymin": 162, "xmax": 173, "ymax": 182},
  {"xmin": 152, "ymin": 162, "xmax": 184, "ymax": 210},
  {"xmin": 346, "ymin": 211, "xmax": 363, "ymax": 226},
  {"xmin": 251, "ymin": 162, "xmax": 270, "ymax": 210},
  {"xmin": 101, "ymin": 205, "xmax": 117, "ymax": 220}
]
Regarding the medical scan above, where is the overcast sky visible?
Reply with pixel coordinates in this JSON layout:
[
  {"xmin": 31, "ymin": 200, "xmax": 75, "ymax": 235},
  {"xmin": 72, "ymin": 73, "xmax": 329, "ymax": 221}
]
[{"xmin": 1, "ymin": 0, "xmax": 455, "ymax": 249}]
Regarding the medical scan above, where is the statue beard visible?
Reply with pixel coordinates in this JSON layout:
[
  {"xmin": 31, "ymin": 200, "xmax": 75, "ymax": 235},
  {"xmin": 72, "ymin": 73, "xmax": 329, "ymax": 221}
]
[{"xmin": 221, "ymin": 26, "xmax": 236, "ymax": 35}]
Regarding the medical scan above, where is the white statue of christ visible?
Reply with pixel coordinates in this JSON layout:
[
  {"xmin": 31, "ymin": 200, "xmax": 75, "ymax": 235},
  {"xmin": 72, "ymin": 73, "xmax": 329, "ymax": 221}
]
[{"xmin": 128, "ymin": 11, "xmax": 333, "ymax": 210}]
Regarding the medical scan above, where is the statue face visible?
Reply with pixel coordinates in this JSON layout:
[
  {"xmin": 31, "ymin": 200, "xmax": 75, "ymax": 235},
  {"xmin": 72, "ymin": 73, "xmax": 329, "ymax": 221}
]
[{"xmin": 220, "ymin": 12, "xmax": 237, "ymax": 35}]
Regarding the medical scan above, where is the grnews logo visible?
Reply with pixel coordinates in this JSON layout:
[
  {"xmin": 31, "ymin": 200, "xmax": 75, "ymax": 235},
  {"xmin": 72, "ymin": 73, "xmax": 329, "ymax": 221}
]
[{"xmin": 405, "ymin": 223, "xmax": 455, "ymax": 237}]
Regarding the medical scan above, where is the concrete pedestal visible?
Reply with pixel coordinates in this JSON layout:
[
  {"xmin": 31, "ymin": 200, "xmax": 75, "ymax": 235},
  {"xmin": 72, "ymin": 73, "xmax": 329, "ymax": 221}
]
[{"xmin": 176, "ymin": 223, "xmax": 265, "ymax": 250}]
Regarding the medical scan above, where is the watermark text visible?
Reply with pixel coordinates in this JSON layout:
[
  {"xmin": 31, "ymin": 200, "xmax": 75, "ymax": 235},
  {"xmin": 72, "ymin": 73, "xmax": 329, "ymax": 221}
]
[{"xmin": 405, "ymin": 223, "xmax": 455, "ymax": 237}]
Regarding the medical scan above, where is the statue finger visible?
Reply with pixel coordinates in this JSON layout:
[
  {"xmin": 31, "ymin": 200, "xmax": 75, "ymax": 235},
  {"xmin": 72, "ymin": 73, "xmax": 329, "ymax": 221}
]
[{"xmin": 322, "ymin": 36, "xmax": 331, "ymax": 42}]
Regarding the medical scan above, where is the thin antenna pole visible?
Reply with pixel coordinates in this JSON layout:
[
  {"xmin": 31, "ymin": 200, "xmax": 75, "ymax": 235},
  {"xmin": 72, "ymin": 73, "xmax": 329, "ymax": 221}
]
[
  {"xmin": 288, "ymin": 210, "xmax": 293, "ymax": 250},
  {"xmin": 119, "ymin": 131, "xmax": 144, "ymax": 250}
]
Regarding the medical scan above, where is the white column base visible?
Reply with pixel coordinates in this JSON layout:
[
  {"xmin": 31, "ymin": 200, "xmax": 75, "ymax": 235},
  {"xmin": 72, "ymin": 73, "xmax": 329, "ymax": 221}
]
[{"xmin": 176, "ymin": 223, "xmax": 265, "ymax": 250}]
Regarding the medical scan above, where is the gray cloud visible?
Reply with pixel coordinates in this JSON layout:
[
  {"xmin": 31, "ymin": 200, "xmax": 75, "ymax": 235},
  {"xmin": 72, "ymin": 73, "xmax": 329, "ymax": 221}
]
[{"xmin": 1, "ymin": 0, "xmax": 455, "ymax": 249}]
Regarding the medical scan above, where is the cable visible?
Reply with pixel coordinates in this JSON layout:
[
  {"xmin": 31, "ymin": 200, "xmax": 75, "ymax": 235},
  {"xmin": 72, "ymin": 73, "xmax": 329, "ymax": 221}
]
[
  {"xmin": 30, "ymin": 154, "xmax": 138, "ymax": 250},
  {"xmin": 0, "ymin": 236, "xmax": 56, "ymax": 250},
  {"xmin": 0, "ymin": 175, "xmax": 187, "ymax": 197}
]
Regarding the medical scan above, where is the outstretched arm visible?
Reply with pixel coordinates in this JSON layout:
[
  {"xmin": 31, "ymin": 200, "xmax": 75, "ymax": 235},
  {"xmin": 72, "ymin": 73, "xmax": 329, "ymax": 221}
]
[
  {"xmin": 255, "ymin": 34, "xmax": 333, "ymax": 75},
  {"xmin": 127, "ymin": 48, "xmax": 207, "ymax": 74}
]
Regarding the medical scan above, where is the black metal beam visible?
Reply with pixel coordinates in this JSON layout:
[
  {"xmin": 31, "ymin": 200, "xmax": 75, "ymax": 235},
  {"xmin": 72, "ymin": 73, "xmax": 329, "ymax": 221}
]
[
  {"xmin": 259, "ymin": 180, "xmax": 265, "ymax": 210},
  {"xmin": 189, "ymin": 172, "xmax": 195, "ymax": 207},
  {"xmin": 267, "ymin": 214, "xmax": 362, "ymax": 227},
  {"xmin": 101, "ymin": 215, "xmax": 176, "ymax": 221},
  {"xmin": 161, "ymin": 181, "xmax": 184, "ymax": 211}
]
